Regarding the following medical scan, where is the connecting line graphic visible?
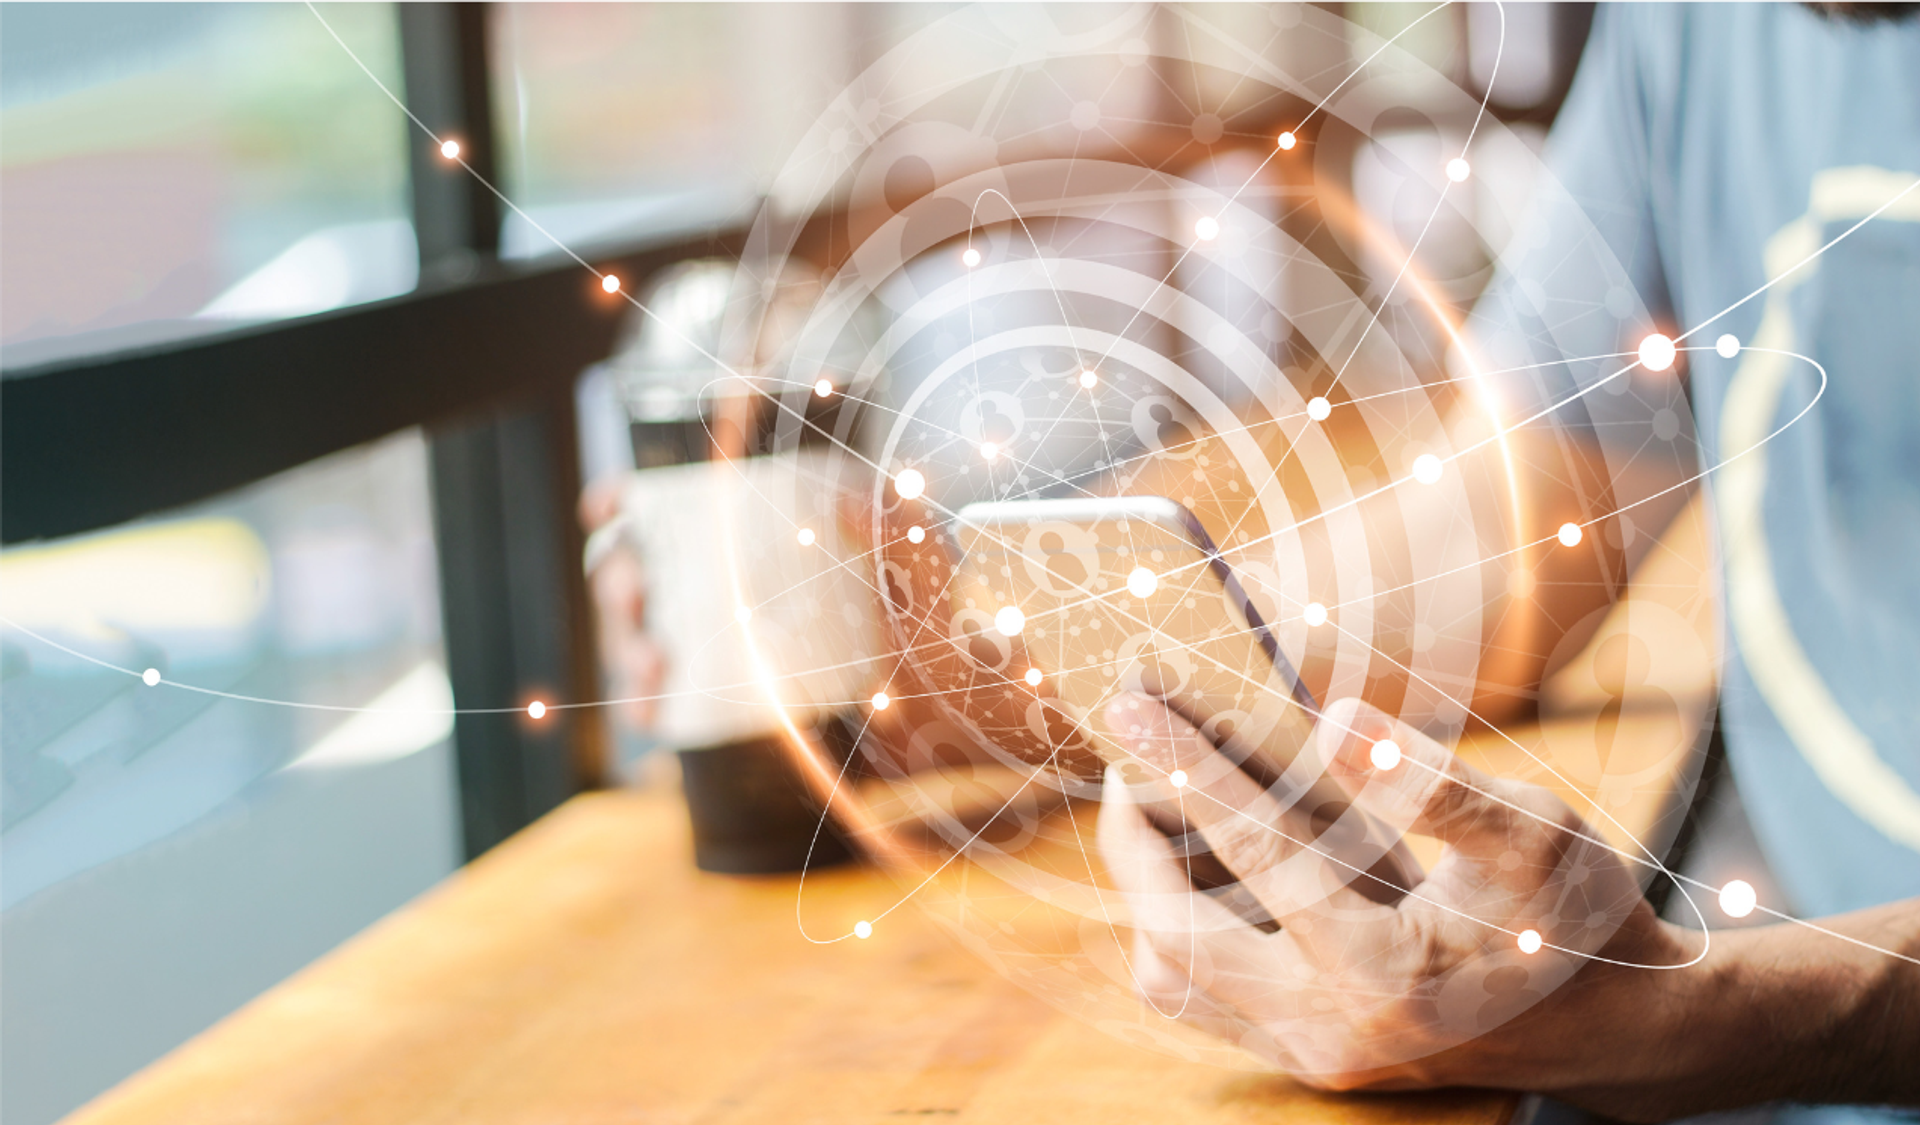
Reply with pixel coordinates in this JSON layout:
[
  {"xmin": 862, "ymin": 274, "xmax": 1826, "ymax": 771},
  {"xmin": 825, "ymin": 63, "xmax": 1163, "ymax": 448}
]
[
  {"xmin": 898, "ymin": 506, "xmax": 1713, "ymax": 978},
  {"xmin": 1314, "ymin": 5, "xmax": 1499, "ymax": 399},
  {"xmin": 928, "ymin": 200, "xmax": 1225, "ymax": 1003},
  {"xmin": 1080, "ymin": 1, "xmax": 1468, "ymax": 392},
  {"xmin": 5, "ymin": 1, "xmax": 1890, "ymax": 982},
  {"xmin": 959, "ymin": 187, "xmax": 1116, "ymax": 508},
  {"xmin": 302, "ymin": 0, "xmax": 1900, "ymax": 718},
  {"xmin": 1309, "ymin": 612, "xmax": 1920, "ymax": 970},
  {"xmin": 1302, "ymin": 344, "xmax": 1827, "ymax": 615},
  {"xmin": 1204, "ymin": 174, "xmax": 1920, "ymax": 576},
  {"xmin": 311, "ymin": 0, "xmax": 1512, "ymax": 692},
  {"xmin": 940, "ymin": 196, "xmax": 1150, "ymax": 960},
  {"xmin": 781, "ymin": 461, "xmax": 1060, "ymax": 945},
  {"xmin": 753, "ymin": 347, "xmax": 1642, "ymax": 524}
]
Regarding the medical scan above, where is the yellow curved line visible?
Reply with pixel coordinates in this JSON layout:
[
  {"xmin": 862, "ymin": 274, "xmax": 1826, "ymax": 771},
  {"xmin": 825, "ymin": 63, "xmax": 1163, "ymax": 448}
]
[{"xmin": 1718, "ymin": 165, "xmax": 1920, "ymax": 852}]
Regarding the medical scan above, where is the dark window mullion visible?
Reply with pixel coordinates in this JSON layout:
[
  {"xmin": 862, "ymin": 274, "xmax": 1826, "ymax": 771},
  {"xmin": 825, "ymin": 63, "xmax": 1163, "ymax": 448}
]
[{"xmin": 399, "ymin": 2, "xmax": 604, "ymax": 859}]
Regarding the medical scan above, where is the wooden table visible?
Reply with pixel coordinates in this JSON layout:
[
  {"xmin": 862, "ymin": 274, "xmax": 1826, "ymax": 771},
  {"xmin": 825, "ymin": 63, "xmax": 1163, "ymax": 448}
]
[
  {"xmin": 60, "ymin": 780, "xmax": 1522, "ymax": 1125},
  {"xmin": 61, "ymin": 698, "xmax": 1703, "ymax": 1125},
  {"xmin": 64, "ymin": 501, "xmax": 1716, "ymax": 1125}
]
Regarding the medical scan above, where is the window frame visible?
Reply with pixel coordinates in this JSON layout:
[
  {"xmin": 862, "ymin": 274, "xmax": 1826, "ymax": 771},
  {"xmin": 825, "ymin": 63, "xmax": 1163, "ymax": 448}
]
[{"xmin": 0, "ymin": 2, "xmax": 748, "ymax": 857}]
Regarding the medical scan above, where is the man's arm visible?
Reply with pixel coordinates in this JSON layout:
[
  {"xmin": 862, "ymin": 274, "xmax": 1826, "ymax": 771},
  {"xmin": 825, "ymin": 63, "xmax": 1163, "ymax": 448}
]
[
  {"xmin": 1659, "ymin": 903, "xmax": 1920, "ymax": 1112},
  {"xmin": 1514, "ymin": 898, "xmax": 1920, "ymax": 1118}
]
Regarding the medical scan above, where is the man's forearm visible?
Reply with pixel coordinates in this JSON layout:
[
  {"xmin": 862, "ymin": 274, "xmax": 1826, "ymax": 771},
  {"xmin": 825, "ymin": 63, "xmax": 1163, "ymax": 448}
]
[
  {"xmin": 1682, "ymin": 901, "xmax": 1920, "ymax": 1111},
  {"xmin": 1727, "ymin": 901, "xmax": 1920, "ymax": 1106},
  {"xmin": 1511, "ymin": 902, "xmax": 1920, "ymax": 1122}
]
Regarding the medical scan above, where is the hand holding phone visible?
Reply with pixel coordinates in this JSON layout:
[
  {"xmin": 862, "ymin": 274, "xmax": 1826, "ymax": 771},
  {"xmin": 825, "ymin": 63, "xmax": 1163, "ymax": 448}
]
[{"xmin": 950, "ymin": 495, "xmax": 1421, "ymax": 916}]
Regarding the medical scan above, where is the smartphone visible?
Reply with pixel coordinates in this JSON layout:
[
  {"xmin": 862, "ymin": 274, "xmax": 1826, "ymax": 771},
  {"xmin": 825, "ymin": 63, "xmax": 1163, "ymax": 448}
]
[{"xmin": 950, "ymin": 494, "xmax": 1416, "ymax": 912}]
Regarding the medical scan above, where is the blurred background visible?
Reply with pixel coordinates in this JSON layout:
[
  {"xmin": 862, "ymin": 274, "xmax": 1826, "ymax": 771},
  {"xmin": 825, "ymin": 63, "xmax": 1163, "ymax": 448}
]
[{"xmin": 0, "ymin": 4, "xmax": 1594, "ymax": 1122}]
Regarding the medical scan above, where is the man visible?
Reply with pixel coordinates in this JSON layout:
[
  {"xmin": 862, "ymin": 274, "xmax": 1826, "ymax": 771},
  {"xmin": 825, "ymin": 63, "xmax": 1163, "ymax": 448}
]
[{"xmin": 1097, "ymin": 4, "xmax": 1920, "ymax": 1120}]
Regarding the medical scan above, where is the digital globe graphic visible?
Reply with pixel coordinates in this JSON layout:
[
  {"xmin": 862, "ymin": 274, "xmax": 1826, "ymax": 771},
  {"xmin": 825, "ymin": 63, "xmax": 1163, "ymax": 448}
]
[{"xmin": 676, "ymin": 4, "xmax": 1719, "ymax": 1073}]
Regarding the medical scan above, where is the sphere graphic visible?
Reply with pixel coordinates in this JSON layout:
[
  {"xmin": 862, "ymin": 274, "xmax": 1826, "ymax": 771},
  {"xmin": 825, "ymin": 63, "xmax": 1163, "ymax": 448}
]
[{"xmin": 698, "ymin": 3, "xmax": 1702, "ymax": 1074}]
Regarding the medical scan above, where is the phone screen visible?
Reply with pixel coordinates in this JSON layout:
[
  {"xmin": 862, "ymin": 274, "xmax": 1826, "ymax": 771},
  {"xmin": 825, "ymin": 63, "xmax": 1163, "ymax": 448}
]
[
  {"xmin": 952, "ymin": 495, "xmax": 1315, "ymax": 767},
  {"xmin": 950, "ymin": 494, "xmax": 1414, "ymax": 909}
]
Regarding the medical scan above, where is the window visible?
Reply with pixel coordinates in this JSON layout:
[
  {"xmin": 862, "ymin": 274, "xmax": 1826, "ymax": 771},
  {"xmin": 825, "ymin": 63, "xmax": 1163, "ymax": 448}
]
[
  {"xmin": 0, "ymin": 430, "xmax": 458, "ymax": 1125},
  {"xmin": 491, "ymin": 3, "xmax": 860, "ymax": 256},
  {"xmin": 0, "ymin": 3, "xmax": 411, "ymax": 363}
]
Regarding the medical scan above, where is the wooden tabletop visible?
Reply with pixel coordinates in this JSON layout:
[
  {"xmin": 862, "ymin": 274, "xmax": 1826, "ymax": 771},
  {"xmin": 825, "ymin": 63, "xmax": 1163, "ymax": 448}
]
[
  {"xmin": 62, "ymin": 781, "xmax": 1521, "ymax": 1125},
  {"xmin": 62, "ymin": 692, "xmax": 1702, "ymax": 1125}
]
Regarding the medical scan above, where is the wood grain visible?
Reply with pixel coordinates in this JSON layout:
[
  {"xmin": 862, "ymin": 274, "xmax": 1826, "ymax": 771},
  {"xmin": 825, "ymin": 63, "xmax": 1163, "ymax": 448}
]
[{"xmin": 64, "ymin": 786, "xmax": 1518, "ymax": 1125}]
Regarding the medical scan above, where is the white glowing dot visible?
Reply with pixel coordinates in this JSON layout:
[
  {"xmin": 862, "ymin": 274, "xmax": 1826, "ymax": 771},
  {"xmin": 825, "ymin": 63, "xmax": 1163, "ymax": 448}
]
[
  {"xmin": 1557, "ymin": 522, "xmax": 1583, "ymax": 547},
  {"xmin": 814, "ymin": 378, "xmax": 833, "ymax": 398},
  {"xmin": 797, "ymin": 528, "xmax": 816, "ymax": 546},
  {"xmin": 1278, "ymin": 130, "xmax": 1297, "ymax": 151},
  {"xmin": 1195, "ymin": 216, "xmax": 1220, "ymax": 241},
  {"xmin": 1638, "ymin": 332, "xmax": 1677, "ymax": 372},
  {"xmin": 871, "ymin": 691, "xmax": 891, "ymax": 711},
  {"xmin": 1720, "ymin": 879, "xmax": 1757, "ymax": 919},
  {"xmin": 1716, "ymin": 334, "xmax": 1741, "ymax": 359},
  {"xmin": 994, "ymin": 606, "xmax": 1025, "ymax": 636},
  {"xmin": 894, "ymin": 468, "xmax": 926, "ymax": 500},
  {"xmin": 1169, "ymin": 769, "xmax": 1188, "ymax": 789},
  {"xmin": 1307, "ymin": 396, "xmax": 1331, "ymax": 421},
  {"xmin": 142, "ymin": 667, "xmax": 161, "ymax": 686},
  {"xmin": 1127, "ymin": 567, "xmax": 1158, "ymax": 597},
  {"xmin": 907, "ymin": 525, "xmax": 925, "ymax": 544},
  {"xmin": 980, "ymin": 442, "xmax": 998, "ymax": 462},
  {"xmin": 735, "ymin": 605, "xmax": 753, "ymax": 624},
  {"xmin": 1517, "ymin": 928, "xmax": 1543, "ymax": 954},
  {"xmin": 854, "ymin": 920, "xmax": 873, "ymax": 939},
  {"xmin": 439, "ymin": 139, "xmax": 460, "ymax": 159},
  {"xmin": 1369, "ymin": 739, "xmax": 1401, "ymax": 771},
  {"xmin": 1078, "ymin": 369, "xmax": 1098, "ymax": 389},
  {"xmin": 1303, "ymin": 602, "xmax": 1327, "ymax": 627},
  {"xmin": 1024, "ymin": 667, "xmax": 1043, "ymax": 686},
  {"xmin": 527, "ymin": 701, "xmax": 547, "ymax": 719},
  {"xmin": 1412, "ymin": 453, "xmax": 1443, "ymax": 485},
  {"xmin": 962, "ymin": 247, "xmax": 982, "ymax": 268},
  {"xmin": 601, "ymin": 274, "xmax": 621, "ymax": 293},
  {"xmin": 1446, "ymin": 158, "xmax": 1471, "ymax": 183}
]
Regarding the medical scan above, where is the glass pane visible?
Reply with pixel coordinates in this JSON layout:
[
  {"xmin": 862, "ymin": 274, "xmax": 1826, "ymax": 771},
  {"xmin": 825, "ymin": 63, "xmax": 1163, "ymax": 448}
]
[
  {"xmin": 491, "ymin": 2, "xmax": 865, "ymax": 256},
  {"xmin": 491, "ymin": 4, "xmax": 1174, "ymax": 259},
  {"xmin": 0, "ymin": 3, "xmax": 412, "ymax": 365},
  {"xmin": 0, "ymin": 430, "xmax": 458, "ymax": 1125}
]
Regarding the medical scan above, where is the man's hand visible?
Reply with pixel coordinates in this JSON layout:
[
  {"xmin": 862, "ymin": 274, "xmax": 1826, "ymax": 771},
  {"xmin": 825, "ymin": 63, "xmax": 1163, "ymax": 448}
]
[
  {"xmin": 580, "ymin": 475, "xmax": 667, "ymax": 731},
  {"xmin": 1097, "ymin": 692, "xmax": 1720, "ymax": 1119}
]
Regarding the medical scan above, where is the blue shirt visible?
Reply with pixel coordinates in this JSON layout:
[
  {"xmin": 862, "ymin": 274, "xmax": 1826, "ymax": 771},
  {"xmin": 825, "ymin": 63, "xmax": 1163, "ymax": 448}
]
[{"xmin": 1474, "ymin": 2, "xmax": 1920, "ymax": 922}]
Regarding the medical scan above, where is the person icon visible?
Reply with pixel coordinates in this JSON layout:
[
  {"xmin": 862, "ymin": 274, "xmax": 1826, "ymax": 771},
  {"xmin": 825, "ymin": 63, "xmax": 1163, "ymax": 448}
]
[
  {"xmin": 1130, "ymin": 394, "xmax": 1200, "ymax": 458},
  {"xmin": 1590, "ymin": 632, "xmax": 1673, "ymax": 775}
]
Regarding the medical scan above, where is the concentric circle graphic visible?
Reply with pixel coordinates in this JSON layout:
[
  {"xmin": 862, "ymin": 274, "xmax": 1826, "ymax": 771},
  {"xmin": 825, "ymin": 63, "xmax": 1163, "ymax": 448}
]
[{"xmin": 701, "ymin": 3, "xmax": 1713, "ymax": 1070}]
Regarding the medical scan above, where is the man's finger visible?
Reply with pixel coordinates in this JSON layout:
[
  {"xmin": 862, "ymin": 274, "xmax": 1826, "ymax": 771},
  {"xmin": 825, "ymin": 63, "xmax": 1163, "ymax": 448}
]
[
  {"xmin": 1098, "ymin": 765, "xmax": 1249, "ymax": 929},
  {"xmin": 1099, "ymin": 773, "xmax": 1306, "ymax": 1013},
  {"xmin": 1127, "ymin": 932, "xmax": 1261, "ymax": 1045},
  {"xmin": 1100, "ymin": 768, "xmax": 1388, "ymax": 1051},
  {"xmin": 1130, "ymin": 932, "xmax": 1320, "ymax": 1075},
  {"xmin": 578, "ymin": 473, "xmax": 627, "ymax": 531},
  {"xmin": 1100, "ymin": 696, "xmax": 1389, "ymax": 935},
  {"xmin": 1315, "ymin": 697, "xmax": 1579, "ymax": 869}
]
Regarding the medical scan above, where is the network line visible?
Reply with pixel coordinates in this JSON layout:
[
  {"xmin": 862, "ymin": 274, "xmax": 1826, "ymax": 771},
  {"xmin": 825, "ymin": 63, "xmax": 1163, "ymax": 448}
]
[{"xmin": 10, "ymin": 2, "xmax": 1911, "ymax": 979}]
